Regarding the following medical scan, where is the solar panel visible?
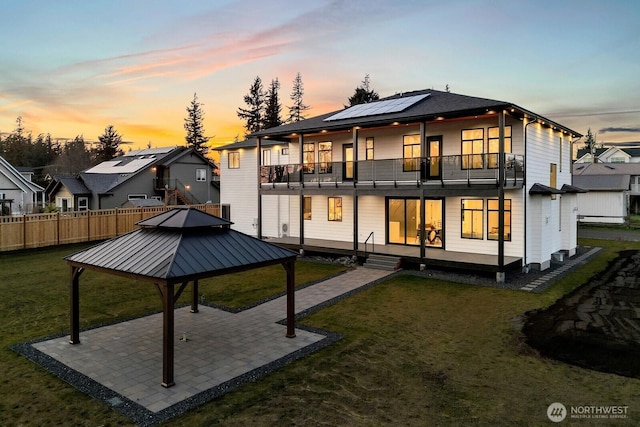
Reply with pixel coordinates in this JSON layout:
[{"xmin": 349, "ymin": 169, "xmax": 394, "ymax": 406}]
[{"xmin": 324, "ymin": 93, "xmax": 430, "ymax": 122}]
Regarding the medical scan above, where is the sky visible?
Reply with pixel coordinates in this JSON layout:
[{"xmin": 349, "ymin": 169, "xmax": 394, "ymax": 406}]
[{"xmin": 1, "ymin": 0, "xmax": 639, "ymax": 158}]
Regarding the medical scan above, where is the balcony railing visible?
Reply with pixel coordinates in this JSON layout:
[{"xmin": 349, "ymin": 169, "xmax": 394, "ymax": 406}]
[{"xmin": 260, "ymin": 154, "xmax": 524, "ymax": 187}]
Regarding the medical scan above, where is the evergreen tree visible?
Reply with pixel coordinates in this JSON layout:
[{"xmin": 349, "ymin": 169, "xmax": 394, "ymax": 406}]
[
  {"xmin": 584, "ymin": 128, "xmax": 597, "ymax": 153},
  {"xmin": 287, "ymin": 72, "xmax": 310, "ymax": 123},
  {"xmin": 184, "ymin": 93, "xmax": 210, "ymax": 155},
  {"xmin": 263, "ymin": 78, "xmax": 283, "ymax": 129},
  {"xmin": 347, "ymin": 74, "xmax": 379, "ymax": 107},
  {"xmin": 94, "ymin": 125, "xmax": 124, "ymax": 163},
  {"xmin": 237, "ymin": 76, "xmax": 265, "ymax": 135},
  {"xmin": 51, "ymin": 136, "xmax": 93, "ymax": 176}
]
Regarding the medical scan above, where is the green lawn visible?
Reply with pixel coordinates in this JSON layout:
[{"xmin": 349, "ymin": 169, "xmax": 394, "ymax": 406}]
[{"xmin": 1, "ymin": 240, "xmax": 639, "ymax": 426}]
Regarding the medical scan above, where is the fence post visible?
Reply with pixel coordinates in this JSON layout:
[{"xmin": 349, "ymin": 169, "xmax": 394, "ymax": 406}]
[
  {"xmin": 23, "ymin": 214, "xmax": 27, "ymax": 249},
  {"xmin": 87, "ymin": 210, "xmax": 91, "ymax": 242}
]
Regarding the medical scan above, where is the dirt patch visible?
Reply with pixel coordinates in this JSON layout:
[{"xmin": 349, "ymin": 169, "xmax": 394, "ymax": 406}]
[{"xmin": 523, "ymin": 250, "xmax": 640, "ymax": 378}]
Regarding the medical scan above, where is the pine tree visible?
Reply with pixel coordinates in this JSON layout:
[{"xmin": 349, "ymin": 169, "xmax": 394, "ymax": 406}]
[
  {"xmin": 584, "ymin": 128, "xmax": 597, "ymax": 154},
  {"xmin": 263, "ymin": 78, "xmax": 283, "ymax": 129},
  {"xmin": 347, "ymin": 74, "xmax": 380, "ymax": 107},
  {"xmin": 287, "ymin": 72, "xmax": 310, "ymax": 123},
  {"xmin": 184, "ymin": 93, "xmax": 210, "ymax": 155},
  {"xmin": 237, "ymin": 76, "xmax": 265, "ymax": 135},
  {"xmin": 95, "ymin": 125, "xmax": 124, "ymax": 163}
]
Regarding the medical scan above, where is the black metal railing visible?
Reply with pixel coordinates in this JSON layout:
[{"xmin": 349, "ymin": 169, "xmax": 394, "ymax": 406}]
[{"xmin": 260, "ymin": 154, "xmax": 524, "ymax": 186}]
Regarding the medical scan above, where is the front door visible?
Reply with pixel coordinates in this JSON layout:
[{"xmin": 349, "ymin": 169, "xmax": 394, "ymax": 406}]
[
  {"xmin": 427, "ymin": 136, "xmax": 442, "ymax": 179},
  {"xmin": 343, "ymin": 144, "xmax": 354, "ymax": 181}
]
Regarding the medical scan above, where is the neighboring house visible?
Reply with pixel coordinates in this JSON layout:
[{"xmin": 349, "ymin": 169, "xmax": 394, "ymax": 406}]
[
  {"xmin": 218, "ymin": 88, "xmax": 583, "ymax": 275},
  {"xmin": 575, "ymin": 146, "xmax": 640, "ymax": 164},
  {"xmin": 573, "ymin": 162, "xmax": 640, "ymax": 223},
  {"xmin": 46, "ymin": 146, "xmax": 219, "ymax": 210},
  {"xmin": 0, "ymin": 156, "xmax": 45, "ymax": 215}
]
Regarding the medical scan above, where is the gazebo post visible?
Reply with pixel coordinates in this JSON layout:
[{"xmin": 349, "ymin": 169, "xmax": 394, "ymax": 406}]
[
  {"xmin": 191, "ymin": 279, "xmax": 199, "ymax": 313},
  {"xmin": 284, "ymin": 260, "xmax": 296, "ymax": 338},
  {"xmin": 69, "ymin": 265, "xmax": 83, "ymax": 345},
  {"xmin": 161, "ymin": 282, "xmax": 175, "ymax": 388}
]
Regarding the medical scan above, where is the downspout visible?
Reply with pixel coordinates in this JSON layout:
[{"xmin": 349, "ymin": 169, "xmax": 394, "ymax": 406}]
[{"xmin": 257, "ymin": 137, "xmax": 262, "ymax": 239}]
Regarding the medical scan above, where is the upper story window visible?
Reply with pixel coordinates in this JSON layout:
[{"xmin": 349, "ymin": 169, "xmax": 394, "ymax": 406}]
[
  {"xmin": 366, "ymin": 137, "xmax": 374, "ymax": 160},
  {"xmin": 281, "ymin": 147, "xmax": 289, "ymax": 155},
  {"xmin": 228, "ymin": 152, "xmax": 240, "ymax": 169},
  {"xmin": 318, "ymin": 142, "xmax": 332, "ymax": 173},
  {"xmin": 303, "ymin": 143, "xmax": 315, "ymax": 173},
  {"xmin": 262, "ymin": 149, "xmax": 271, "ymax": 166},
  {"xmin": 550, "ymin": 163, "xmax": 557, "ymax": 200},
  {"xmin": 403, "ymin": 135, "xmax": 421, "ymax": 171},
  {"xmin": 195, "ymin": 168, "xmax": 206, "ymax": 182},
  {"xmin": 487, "ymin": 126, "xmax": 512, "ymax": 168},
  {"xmin": 462, "ymin": 129, "xmax": 484, "ymax": 169}
]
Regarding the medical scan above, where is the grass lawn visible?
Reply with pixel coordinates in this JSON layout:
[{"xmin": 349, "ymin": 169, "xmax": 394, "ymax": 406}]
[{"xmin": 2, "ymin": 239, "xmax": 640, "ymax": 426}]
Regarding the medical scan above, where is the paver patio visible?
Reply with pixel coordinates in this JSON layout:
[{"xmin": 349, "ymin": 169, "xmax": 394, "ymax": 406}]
[{"xmin": 23, "ymin": 267, "xmax": 392, "ymax": 425}]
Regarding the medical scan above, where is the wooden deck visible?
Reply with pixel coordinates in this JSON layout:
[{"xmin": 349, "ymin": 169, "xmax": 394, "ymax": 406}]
[{"xmin": 265, "ymin": 237, "xmax": 522, "ymax": 273}]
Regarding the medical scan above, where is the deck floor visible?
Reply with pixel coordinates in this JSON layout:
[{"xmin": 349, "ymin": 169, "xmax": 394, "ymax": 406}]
[{"xmin": 265, "ymin": 236, "xmax": 521, "ymax": 271}]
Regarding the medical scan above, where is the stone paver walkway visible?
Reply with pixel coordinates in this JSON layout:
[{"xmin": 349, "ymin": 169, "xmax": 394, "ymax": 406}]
[
  {"xmin": 519, "ymin": 247, "xmax": 602, "ymax": 292},
  {"xmin": 28, "ymin": 267, "xmax": 392, "ymax": 425}
]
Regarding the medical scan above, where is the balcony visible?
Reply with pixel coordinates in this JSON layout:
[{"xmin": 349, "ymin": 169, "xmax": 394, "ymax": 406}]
[{"xmin": 260, "ymin": 154, "xmax": 524, "ymax": 190}]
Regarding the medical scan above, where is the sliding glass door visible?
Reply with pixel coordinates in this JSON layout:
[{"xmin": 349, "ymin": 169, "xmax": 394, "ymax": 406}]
[{"xmin": 387, "ymin": 198, "xmax": 443, "ymax": 247}]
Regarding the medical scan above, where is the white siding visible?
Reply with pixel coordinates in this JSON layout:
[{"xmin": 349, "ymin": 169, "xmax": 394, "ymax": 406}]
[
  {"xmin": 577, "ymin": 191, "xmax": 627, "ymax": 224},
  {"xmin": 357, "ymin": 196, "xmax": 386, "ymax": 244},
  {"xmin": 524, "ymin": 123, "xmax": 576, "ymax": 269},
  {"xmin": 301, "ymin": 195, "xmax": 353, "ymax": 242},
  {"xmin": 219, "ymin": 147, "xmax": 258, "ymax": 236}
]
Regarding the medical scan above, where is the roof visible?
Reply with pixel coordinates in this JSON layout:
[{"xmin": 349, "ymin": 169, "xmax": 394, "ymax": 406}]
[
  {"xmin": 251, "ymin": 88, "xmax": 581, "ymax": 139},
  {"xmin": 529, "ymin": 183, "xmax": 565, "ymax": 195},
  {"xmin": 560, "ymin": 184, "xmax": 587, "ymax": 193},
  {"xmin": 79, "ymin": 146, "xmax": 191, "ymax": 195},
  {"xmin": 65, "ymin": 207, "xmax": 297, "ymax": 283},
  {"xmin": 573, "ymin": 162, "xmax": 640, "ymax": 176},
  {"xmin": 214, "ymin": 138, "xmax": 288, "ymax": 151},
  {"xmin": 572, "ymin": 174, "xmax": 630, "ymax": 191},
  {"xmin": 57, "ymin": 176, "xmax": 91, "ymax": 195},
  {"xmin": 0, "ymin": 155, "xmax": 44, "ymax": 193}
]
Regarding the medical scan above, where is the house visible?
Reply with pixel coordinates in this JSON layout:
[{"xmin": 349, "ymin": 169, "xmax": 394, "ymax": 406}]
[
  {"xmin": 0, "ymin": 155, "xmax": 45, "ymax": 215},
  {"xmin": 217, "ymin": 89, "xmax": 582, "ymax": 277},
  {"xmin": 575, "ymin": 146, "xmax": 640, "ymax": 164},
  {"xmin": 46, "ymin": 146, "xmax": 219, "ymax": 211},
  {"xmin": 572, "ymin": 162, "xmax": 640, "ymax": 223}
]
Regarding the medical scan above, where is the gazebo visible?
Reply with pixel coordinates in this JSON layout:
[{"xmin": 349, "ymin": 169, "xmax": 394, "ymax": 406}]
[{"xmin": 65, "ymin": 207, "xmax": 298, "ymax": 387}]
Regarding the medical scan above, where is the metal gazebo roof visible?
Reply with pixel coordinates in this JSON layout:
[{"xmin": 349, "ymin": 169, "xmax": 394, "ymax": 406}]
[{"xmin": 65, "ymin": 207, "xmax": 298, "ymax": 387}]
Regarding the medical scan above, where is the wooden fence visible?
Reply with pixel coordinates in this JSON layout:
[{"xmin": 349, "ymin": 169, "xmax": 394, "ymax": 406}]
[{"xmin": 0, "ymin": 204, "xmax": 221, "ymax": 252}]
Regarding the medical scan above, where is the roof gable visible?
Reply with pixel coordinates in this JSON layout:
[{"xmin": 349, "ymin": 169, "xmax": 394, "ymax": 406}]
[{"xmin": 0, "ymin": 155, "xmax": 44, "ymax": 193}]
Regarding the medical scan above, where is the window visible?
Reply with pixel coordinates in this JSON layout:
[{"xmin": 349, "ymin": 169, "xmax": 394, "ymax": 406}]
[
  {"xmin": 403, "ymin": 135, "xmax": 421, "ymax": 171},
  {"xmin": 262, "ymin": 149, "xmax": 271, "ymax": 166},
  {"xmin": 487, "ymin": 126, "xmax": 512, "ymax": 168},
  {"xmin": 366, "ymin": 137, "xmax": 374, "ymax": 160},
  {"xmin": 461, "ymin": 199, "xmax": 483, "ymax": 239},
  {"xmin": 487, "ymin": 199, "xmax": 511, "ymax": 241},
  {"xmin": 195, "ymin": 168, "xmax": 206, "ymax": 182},
  {"xmin": 128, "ymin": 194, "xmax": 148, "ymax": 200},
  {"xmin": 462, "ymin": 129, "xmax": 484, "ymax": 169},
  {"xmin": 228, "ymin": 152, "xmax": 240, "ymax": 169},
  {"xmin": 611, "ymin": 157, "xmax": 625, "ymax": 163},
  {"xmin": 559, "ymin": 136, "xmax": 563, "ymax": 172},
  {"xmin": 550, "ymin": 163, "xmax": 557, "ymax": 200},
  {"xmin": 303, "ymin": 143, "xmax": 315, "ymax": 173},
  {"xmin": 281, "ymin": 147, "xmax": 289, "ymax": 155},
  {"xmin": 328, "ymin": 197, "xmax": 342, "ymax": 221},
  {"xmin": 318, "ymin": 142, "xmax": 332, "ymax": 173},
  {"xmin": 58, "ymin": 197, "xmax": 71, "ymax": 212},
  {"xmin": 303, "ymin": 196, "xmax": 312, "ymax": 220},
  {"xmin": 77, "ymin": 197, "xmax": 89, "ymax": 211}
]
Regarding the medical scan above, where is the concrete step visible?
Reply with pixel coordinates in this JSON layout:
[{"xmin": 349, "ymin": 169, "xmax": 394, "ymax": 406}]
[{"xmin": 363, "ymin": 254, "xmax": 401, "ymax": 271}]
